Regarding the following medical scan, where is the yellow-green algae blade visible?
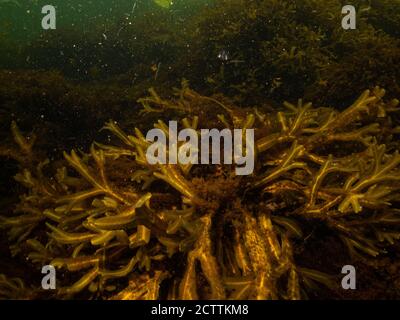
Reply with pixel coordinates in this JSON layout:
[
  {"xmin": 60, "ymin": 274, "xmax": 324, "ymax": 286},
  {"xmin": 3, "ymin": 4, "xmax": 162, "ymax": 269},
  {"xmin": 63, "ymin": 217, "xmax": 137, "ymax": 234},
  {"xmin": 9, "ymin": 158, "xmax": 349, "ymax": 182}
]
[{"xmin": 154, "ymin": 0, "xmax": 172, "ymax": 9}]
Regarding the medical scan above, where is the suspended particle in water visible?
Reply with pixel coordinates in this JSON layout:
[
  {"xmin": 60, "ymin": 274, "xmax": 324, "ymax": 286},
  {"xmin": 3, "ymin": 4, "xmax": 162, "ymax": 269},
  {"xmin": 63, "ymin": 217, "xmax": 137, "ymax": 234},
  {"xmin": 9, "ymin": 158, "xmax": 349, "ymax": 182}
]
[{"xmin": 217, "ymin": 49, "xmax": 229, "ymax": 62}]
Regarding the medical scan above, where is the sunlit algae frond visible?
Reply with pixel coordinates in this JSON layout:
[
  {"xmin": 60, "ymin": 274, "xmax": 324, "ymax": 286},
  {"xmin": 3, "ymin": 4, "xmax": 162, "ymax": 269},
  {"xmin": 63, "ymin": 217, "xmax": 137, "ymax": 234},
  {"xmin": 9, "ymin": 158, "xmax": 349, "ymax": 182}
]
[{"xmin": 1, "ymin": 83, "xmax": 400, "ymax": 299}]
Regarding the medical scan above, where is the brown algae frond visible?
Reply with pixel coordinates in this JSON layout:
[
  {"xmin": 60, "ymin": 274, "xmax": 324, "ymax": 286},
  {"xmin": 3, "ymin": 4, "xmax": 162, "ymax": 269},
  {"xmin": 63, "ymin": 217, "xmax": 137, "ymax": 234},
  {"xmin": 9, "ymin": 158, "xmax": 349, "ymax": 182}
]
[{"xmin": 1, "ymin": 85, "xmax": 400, "ymax": 299}]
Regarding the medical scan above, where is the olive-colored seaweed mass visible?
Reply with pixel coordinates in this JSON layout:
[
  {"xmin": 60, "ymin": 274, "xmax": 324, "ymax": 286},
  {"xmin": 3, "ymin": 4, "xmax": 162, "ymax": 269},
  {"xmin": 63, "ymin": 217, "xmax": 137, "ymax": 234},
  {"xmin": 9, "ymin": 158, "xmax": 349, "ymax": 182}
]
[{"xmin": 1, "ymin": 84, "xmax": 400, "ymax": 299}]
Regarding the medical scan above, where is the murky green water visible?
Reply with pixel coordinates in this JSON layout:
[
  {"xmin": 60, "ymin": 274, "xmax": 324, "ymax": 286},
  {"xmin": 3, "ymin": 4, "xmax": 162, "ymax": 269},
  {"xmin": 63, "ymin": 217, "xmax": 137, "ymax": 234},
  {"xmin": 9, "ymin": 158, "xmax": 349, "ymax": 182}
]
[{"xmin": 0, "ymin": 1, "xmax": 214, "ymax": 39}]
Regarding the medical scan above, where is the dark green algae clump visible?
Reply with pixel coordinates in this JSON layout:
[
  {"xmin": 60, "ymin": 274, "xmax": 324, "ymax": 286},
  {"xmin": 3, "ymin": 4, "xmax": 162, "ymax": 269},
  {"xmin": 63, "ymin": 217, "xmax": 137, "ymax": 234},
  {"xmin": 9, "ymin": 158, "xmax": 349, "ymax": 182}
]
[{"xmin": 0, "ymin": 0, "xmax": 400, "ymax": 299}]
